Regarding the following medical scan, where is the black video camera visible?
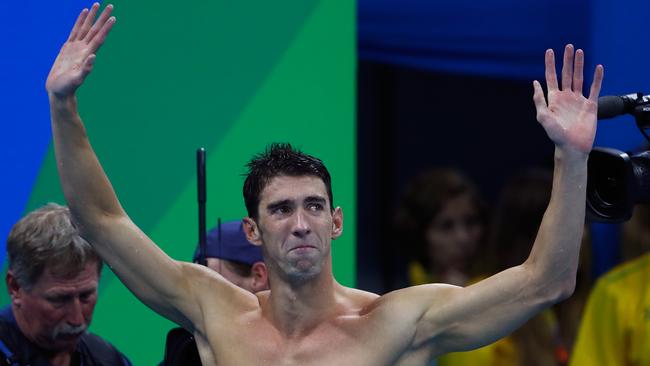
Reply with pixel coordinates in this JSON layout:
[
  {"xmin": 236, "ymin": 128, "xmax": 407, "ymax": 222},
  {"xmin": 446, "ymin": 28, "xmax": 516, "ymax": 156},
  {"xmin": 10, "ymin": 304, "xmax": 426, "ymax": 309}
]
[{"xmin": 586, "ymin": 92, "xmax": 650, "ymax": 223}]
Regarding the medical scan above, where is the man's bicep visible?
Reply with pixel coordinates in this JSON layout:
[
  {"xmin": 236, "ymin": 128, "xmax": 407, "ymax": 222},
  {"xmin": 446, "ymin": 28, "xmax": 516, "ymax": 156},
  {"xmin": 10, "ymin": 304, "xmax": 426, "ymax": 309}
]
[
  {"xmin": 374, "ymin": 284, "xmax": 463, "ymax": 356},
  {"xmin": 417, "ymin": 265, "xmax": 552, "ymax": 356}
]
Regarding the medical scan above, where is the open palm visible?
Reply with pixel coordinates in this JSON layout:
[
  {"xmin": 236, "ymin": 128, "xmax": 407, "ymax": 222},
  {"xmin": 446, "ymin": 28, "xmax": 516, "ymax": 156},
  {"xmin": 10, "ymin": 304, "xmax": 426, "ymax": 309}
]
[
  {"xmin": 533, "ymin": 45, "xmax": 604, "ymax": 154},
  {"xmin": 46, "ymin": 3, "xmax": 115, "ymax": 98}
]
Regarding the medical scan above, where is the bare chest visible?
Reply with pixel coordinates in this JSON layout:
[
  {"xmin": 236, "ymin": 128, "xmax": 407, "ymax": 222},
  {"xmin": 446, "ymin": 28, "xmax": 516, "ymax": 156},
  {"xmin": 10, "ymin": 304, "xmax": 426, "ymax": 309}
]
[{"xmin": 200, "ymin": 314, "xmax": 409, "ymax": 366}]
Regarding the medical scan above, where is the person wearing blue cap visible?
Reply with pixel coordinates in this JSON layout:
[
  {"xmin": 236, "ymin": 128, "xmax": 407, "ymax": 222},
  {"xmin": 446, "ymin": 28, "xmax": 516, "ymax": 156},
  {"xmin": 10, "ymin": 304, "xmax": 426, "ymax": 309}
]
[
  {"xmin": 48, "ymin": 4, "xmax": 604, "ymax": 366},
  {"xmin": 194, "ymin": 221, "xmax": 269, "ymax": 294}
]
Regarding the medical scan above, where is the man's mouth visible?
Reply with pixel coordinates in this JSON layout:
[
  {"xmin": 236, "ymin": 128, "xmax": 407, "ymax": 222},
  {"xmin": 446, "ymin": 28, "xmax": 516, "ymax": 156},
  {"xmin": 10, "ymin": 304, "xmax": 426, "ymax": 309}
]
[
  {"xmin": 53, "ymin": 324, "xmax": 87, "ymax": 341},
  {"xmin": 57, "ymin": 332, "xmax": 82, "ymax": 341},
  {"xmin": 289, "ymin": 245, "xmax": 316, "ymax": 252}
]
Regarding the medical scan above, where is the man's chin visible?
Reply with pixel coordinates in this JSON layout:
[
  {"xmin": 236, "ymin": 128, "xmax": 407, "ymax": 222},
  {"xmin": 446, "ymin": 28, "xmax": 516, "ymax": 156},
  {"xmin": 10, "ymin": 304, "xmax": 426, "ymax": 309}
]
[
  {"xmin": 287, "ymin": 261, "xmax": 321, "ymax": 280},
  {"xmin": 47, "ymin": 333, "xmax": 84, "ymax": 350},
  {"xmin": 290, "ymin": 256, "xmax": 320, "ymax": 271}
]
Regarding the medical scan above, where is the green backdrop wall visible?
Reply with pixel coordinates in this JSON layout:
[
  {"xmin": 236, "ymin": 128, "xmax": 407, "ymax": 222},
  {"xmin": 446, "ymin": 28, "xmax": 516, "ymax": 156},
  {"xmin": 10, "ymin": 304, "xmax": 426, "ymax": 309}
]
[{"xmin": 5, "ymin": 1, "xmax": 355, "ymax": 364}]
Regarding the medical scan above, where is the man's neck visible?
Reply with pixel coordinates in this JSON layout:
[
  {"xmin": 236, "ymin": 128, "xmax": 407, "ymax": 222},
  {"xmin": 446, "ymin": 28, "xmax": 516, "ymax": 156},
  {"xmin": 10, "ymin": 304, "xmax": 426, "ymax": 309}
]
[
  {"xmin": 49, "ymin": 351, "xmax": 75, "ymax": 366},
  {"xmin": 266, "ymin": 265, "xmax": 340, "ymax": 338}
]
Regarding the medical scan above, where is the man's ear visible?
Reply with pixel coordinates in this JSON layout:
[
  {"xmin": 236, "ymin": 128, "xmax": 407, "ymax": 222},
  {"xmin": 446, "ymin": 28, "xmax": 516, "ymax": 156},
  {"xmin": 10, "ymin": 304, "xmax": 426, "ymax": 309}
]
[
  {"xmin": 6, "ymin": 271, "xmax": 22, "ymax": 306},
  {"xmin": 243, "ymin": 217, "xmax": 262, "ymax": 246},
  {"xmin": 331, "ymin": 207, "xmax": 343, "ymax": 239},
  {"xmin": 250, "ymin": 262, "xmax": 269, "ymax": 292}
]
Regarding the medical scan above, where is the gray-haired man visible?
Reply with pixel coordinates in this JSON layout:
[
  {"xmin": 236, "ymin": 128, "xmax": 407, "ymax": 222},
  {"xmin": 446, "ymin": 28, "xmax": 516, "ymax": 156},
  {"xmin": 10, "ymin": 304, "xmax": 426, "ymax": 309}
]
[{"xmin": 2, "ymin": 203, "xmax": 131, "ymax": 366}]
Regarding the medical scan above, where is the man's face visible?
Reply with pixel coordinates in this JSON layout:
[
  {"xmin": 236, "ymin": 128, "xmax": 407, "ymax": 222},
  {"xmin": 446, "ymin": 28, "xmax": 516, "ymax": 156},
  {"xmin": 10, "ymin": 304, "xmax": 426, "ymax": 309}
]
[
  {"xmin": 11, "ymin": 262, "xmax": 99, "ymax": 352},
  {"xmin": 252, "ymin": 175, "xmax": 342, "ymax": 281}
]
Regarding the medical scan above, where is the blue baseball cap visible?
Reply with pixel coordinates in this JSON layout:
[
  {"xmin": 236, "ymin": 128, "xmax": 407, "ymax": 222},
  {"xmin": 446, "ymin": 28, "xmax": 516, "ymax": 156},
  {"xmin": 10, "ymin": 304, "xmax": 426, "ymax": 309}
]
[{"xmin": 194, "ymin": 220, "xmax": 263, "ymax": 265}]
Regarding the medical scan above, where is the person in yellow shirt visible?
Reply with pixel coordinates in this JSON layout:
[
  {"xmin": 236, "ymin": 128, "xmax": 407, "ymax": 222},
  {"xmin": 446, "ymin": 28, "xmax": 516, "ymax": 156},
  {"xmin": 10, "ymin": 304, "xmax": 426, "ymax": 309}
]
[
  {"xmin": 570, "ymin": 204, "xmax": 650, "ymax": 366},
  {"xmin": 570, "ymin": 252, "xmax": 650, "ymax": 365},
  {"xmin": 394, "ymin": 168, "xmax": 509, "ymax": 366}
]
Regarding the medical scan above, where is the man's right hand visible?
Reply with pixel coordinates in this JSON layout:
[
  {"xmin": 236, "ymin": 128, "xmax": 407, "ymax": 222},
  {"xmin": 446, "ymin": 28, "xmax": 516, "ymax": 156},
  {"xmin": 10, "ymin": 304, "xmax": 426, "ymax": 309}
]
[{"xmin": 46, "ymin": 3, "xmax": 115, "ymax": 98}]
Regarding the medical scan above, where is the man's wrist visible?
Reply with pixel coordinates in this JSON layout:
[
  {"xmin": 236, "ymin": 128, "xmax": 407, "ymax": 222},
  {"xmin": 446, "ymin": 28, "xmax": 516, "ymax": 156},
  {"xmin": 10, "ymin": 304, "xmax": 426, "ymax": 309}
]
[
  {"xmin": 554, "ymin": 146, "xmax": 589, "ymax": 165},
  {"xmin": 48, "ymin": 92, "xmax": 78, "ymax": 111}
]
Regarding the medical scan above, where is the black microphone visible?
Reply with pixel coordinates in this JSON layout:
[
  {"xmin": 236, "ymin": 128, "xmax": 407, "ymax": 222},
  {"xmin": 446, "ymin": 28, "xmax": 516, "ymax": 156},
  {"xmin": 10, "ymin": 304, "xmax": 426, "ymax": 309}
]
[{"xmin": 598, "ymin": 92, "xmax": 650, "ymax": 120}]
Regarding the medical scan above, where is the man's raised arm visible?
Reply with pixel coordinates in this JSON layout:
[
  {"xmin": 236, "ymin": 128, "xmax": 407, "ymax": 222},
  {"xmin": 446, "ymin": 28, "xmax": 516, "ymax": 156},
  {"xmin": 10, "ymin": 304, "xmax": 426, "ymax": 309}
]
[
  {"xmin": 46, "ymin": 4, "xmax": 237, "ymax": 334},
  {"xmin": 382, "ymin": 44, "xmax": 603, "ymax": 361}
]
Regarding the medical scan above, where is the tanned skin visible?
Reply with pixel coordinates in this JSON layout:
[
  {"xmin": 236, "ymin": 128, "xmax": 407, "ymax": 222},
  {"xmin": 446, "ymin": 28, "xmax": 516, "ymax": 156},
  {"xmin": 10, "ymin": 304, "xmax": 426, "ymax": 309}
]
[{"xmin": 47, "ymin": 4, "xmax": 603, "ymax": 365}]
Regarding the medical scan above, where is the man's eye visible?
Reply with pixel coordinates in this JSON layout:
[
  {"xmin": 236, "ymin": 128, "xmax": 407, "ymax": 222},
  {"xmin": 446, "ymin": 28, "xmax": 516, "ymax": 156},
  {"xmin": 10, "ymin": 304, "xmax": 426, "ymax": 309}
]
[
  {"xmin": 307, "ymin": 203, "xmax": 324, "ymax": 211},
  {"xmin": 274, "ymin": 206, "xmax": 291, "ymax": 215},
  {"xmin": 47, "ymin": 296, "xmax": 68, "ymax": 306},
  {"xmin": 80, "ymin": 291, "xmax": 96, "ymax": 303}
]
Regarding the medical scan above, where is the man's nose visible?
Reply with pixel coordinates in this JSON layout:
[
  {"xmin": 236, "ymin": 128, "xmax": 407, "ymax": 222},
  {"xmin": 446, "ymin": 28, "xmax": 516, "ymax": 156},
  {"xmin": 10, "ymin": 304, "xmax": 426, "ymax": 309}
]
[
  {"xmin": 65, "ymin": 298, "xmax": 85, "ymax": 326},
  {"xmin": 291, "ymin": 209, "xmax": 311, "ymax": 237}
]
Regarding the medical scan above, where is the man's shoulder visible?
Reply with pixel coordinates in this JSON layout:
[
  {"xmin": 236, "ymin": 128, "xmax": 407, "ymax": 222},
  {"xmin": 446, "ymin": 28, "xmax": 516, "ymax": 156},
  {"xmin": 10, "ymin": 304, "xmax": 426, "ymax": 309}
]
[
  {"xmin": 79, "ymin": 332, "xmax": 131, "ymax": 366},
  {"xmin": 357, "ymin": 283, "xmax": 458, "ymax": 319},
  {"xmin": 343, "ymin": 286, "xmax": 380, "ymax": 301},
  {"xmin": 0, "ymin": 306, "xmax": 14, "ymax": 323},
  {"xmin": 335, "ymin": 285, "xmax": 380, "ymax": 311},
  {"xmin": 0, "ymin": 306, "xmax": 23, "ymax": 345},
  {"xmin": 0, "ymin": 307, "xmax": 45, "ymax": 365}
]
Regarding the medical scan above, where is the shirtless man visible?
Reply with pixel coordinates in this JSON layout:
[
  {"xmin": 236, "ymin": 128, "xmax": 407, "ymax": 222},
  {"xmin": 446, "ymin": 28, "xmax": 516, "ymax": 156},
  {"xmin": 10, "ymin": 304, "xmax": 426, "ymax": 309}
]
[{"xmin": 47, "ymin": 4, "xmax": 603, "ymax": 365}]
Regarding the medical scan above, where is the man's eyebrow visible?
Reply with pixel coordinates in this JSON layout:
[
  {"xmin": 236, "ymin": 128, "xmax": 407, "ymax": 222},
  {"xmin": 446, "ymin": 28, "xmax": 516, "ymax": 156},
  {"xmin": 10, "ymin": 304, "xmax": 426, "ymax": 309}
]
[
  {"xmin": 45, "ymin": 284, "xmax": 98, "ymax": 297},
  {"xmin": 44, "ymin": 291, "xmax": 74, "ymax": 300},
  {"xmin": 305, "ymin": 196, "xmax": 327, "ymax": 204},
  {"xmin": 266, "ymin": 199, "xmax": 294, "ymax": 212},
  {"xmin": 79, "ymin": 286, "xmax": 98, "ymax": 294}
]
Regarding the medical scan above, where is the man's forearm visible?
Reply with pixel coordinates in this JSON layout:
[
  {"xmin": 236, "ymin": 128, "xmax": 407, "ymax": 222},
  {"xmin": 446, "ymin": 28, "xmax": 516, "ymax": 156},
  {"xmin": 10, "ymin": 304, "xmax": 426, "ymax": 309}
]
[
  {"xmin": 50, "ymin": 94, "xmax": 125, "ymax": 229},
  {"xmin": 525, "ymin": 146, "xmax": 588, "ymax": 299}
]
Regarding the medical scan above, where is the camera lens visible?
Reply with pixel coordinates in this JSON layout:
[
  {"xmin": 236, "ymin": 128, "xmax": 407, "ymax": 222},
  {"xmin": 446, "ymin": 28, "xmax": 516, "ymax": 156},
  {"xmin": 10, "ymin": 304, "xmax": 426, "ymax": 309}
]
[
  {"xmin": 586, "ymin": 147, "xmax": 637, "ymax": 221},
  {"xmin": 592, "ymin": 174, "xmax": 623, "ymax": 207}
]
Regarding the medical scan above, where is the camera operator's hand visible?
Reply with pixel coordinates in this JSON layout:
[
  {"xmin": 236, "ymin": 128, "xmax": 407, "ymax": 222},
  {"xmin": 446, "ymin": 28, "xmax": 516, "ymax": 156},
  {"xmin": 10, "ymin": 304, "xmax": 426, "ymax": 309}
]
[{"xmin": 533, "ymin": 44, "xmax": 603, "ymax": 154}]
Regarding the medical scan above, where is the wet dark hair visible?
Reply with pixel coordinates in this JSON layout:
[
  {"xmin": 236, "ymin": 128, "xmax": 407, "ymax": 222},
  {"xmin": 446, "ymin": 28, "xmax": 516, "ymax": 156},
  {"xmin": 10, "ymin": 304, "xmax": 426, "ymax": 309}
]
[{"xmin": 243, "ymin": 143, "xmax": 333, "ymax": 220}]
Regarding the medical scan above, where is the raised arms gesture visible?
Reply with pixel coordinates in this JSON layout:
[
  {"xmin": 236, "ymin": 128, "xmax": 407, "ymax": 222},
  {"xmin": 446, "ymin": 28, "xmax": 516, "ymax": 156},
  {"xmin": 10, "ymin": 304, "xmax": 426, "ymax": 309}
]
[
  {"xmin": 46, "ymin": 3, "xmax": 115, "ymax": 98},
  {"xmin": 533, "ymin": 44, "xmax": 604, "ymax": 154},
  {"xmin": 47, "ymin": 4, "xmax": 246, "ymax": 336},
  {"xmin": 383, "ymin": 45, "xmax": 605, "ymax": 363}
]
